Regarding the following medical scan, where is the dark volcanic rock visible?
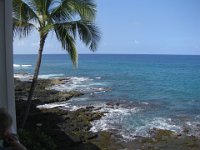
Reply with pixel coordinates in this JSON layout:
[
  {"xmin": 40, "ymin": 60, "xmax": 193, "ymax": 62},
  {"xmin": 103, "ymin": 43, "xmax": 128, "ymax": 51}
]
[
  {"xmin": 15, "ymin": 78, "xmax": 200, "ymax": 150},
  {"xmin": 15, "ymin": 78, "xmax": 83, "ymax": 104}
]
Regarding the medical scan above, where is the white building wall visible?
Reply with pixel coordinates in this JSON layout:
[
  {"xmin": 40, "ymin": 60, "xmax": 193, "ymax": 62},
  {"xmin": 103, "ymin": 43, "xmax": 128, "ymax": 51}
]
[{"xmin": 0, "ymin": 0, "xmax": 16, "ymax": 131}]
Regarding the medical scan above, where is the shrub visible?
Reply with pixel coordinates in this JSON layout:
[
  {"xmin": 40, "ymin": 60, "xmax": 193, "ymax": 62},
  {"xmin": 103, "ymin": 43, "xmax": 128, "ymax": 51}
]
[{"xmin": 18, "ymin": 129, "xmax": 57, "ymax": 150}]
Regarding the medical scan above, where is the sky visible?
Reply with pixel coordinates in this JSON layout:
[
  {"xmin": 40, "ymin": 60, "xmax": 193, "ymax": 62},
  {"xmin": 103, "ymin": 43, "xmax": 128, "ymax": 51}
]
[{"xmin": 14, "ymin": 0, "xmax": 200, "ymax": 55}]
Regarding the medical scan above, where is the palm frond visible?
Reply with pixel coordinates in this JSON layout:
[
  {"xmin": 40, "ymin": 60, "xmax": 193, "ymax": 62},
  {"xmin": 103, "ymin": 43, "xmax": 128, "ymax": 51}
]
[
  {"xmin": 50, "ymin": 0, "xmax": 96, "ymax": 23},
  {"xmin": 56, "ymin": 20, "xmax": 100, "ymax": 51},
  {"xmin": 28, "ymin": 0, "xmax": 54, "ymax": 17},
  {"xmin": 13, "ymin": 0, "xmax": 38, "ymax": 23},
  {"xmin": 13, "ymin": 18, "xmax": 36, "ymax": 38},
  {"xmin": 50, "ymin": 0, "xmax": 75, "ymax": 22},
  {"xmin": 40, "ymin": 23, "xmax": 54, "ymax": 35},
  {"xmin": 72, "ymin": 0, "xmax": 96, "ymax": 20},
  {"xmin": 76, "ymin": 20, "xmax": 100, "ymax": 51},
  {"xmin": 54, "ymin": 24, "xmax": 78, "ymax": 67}
]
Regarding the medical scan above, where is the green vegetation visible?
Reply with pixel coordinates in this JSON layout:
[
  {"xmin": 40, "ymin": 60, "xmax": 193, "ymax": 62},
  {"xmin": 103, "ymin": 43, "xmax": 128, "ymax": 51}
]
[
  {"xmin": 18, "ymin": 129, "xmax": 57, "ymax": 150},
  {"xmin": 13, "ymin": 0, "xmax": 101, "ymax": 127}
]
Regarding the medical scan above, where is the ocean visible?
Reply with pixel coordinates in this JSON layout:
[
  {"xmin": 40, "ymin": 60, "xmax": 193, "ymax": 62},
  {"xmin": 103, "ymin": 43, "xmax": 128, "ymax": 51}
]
[{"xmin": 14, "ymin": 54, "xmax": 200, "ymax": 139}]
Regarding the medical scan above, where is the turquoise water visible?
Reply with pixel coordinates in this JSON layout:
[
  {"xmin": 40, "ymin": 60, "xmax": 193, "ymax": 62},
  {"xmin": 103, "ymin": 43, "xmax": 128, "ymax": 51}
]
[{"xmin": 14, "ymin": 54, "xmax": 200, "ymax": 138}]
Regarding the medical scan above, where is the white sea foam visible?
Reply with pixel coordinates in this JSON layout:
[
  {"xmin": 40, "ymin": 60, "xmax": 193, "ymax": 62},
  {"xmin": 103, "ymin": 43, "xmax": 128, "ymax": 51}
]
[
  {"xmin": 21, "ymin": 64, "xmax": 32, "ymax": 67},
  {"xmin": 37, "ymin": 101, "xmax": 85, "ymax": 111},
  {"xmin": 15, "ymin": 72, "xmax": 107, "ymax": 93},
  {"xmin": 95, "ymin": 77, "xmax": 101, "ymax": 79},
  {"xmin": 68, "ymin": 97, "xmax": 91, "ymax": 102},
  {"xmin": 132, "ymin": 118, "xmax": 182, "ymax": 138},
  {"xmin": 14, "ymin": 73, "xmax": 65, "ymax": 81},
  {"xmin": 14, "ymin": 64, "xmax": 21, "ymax": 67},
  {"xmin": 70, "ymin": 77, "xmax": 91, "ymax": 82},
  {"xmin": 39, "ymin": 74, "xmax": 64, "ymax": 79},
  {"xmin": 90, "ymin": 105, "xmax": 141, "ymax": 133},
  {"xmin": 14, "ymin": 74, "xmax": 33, "ymax": 81},
  {"xmin": 37, "ymin": 103, "xmax": 68, "ymax": 109},
  {"xmin": 184, "ymin": 121, "xmax": 200, "ymax": 137},
  {"xmin": 48, "ymin": 76, "xmax": 107, "ymax": 93},
  {"xmin": 141, "ymin": 102, "xmax": 149, "ymax": 105},
  {"xmin": 121, "ymin": 117, "xmax": 181, "ymax": 140},
  {"xmin": 13, "ymin": 64, "xmax": 32, "ymax": 68},
  {"xmin": 90, "ymin": 107, "xmax": 182, "ymax": 140},
  {"xmin": 38, "ymin": 100, "xmax": 144, "ymax": 138}
]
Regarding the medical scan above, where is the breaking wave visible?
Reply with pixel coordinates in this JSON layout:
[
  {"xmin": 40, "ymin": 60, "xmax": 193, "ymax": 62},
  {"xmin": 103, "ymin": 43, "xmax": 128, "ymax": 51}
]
[
  {"xmin": 14, "ymin": 64, "xmax": 32, "ymax": 68},
  {"xmin": 39, "ymin": 74, "xmax": 65, "ymax": 79},
  {"xmin": 48, "ymin": 76, "xmax": 109, "ymax": 93}
]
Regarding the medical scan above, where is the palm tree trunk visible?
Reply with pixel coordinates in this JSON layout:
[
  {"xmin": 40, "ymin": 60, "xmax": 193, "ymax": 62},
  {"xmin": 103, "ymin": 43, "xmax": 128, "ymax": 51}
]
[{"xmin": 21, "ymin": 34, "xmax": 47, "ymax": 128}]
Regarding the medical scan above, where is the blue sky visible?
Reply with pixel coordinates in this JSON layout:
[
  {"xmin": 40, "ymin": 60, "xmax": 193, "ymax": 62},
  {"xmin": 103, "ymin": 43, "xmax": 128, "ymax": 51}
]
[{"xmin": 14, "ymin": 0, "xmax": 200, "ymax": 54}]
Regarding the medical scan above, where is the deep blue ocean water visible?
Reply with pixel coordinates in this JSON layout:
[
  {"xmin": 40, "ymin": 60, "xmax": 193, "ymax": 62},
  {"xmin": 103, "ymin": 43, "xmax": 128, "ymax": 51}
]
[{"xmin": 14, "ymin": 54, "xmax": 200, "ymax": 138}]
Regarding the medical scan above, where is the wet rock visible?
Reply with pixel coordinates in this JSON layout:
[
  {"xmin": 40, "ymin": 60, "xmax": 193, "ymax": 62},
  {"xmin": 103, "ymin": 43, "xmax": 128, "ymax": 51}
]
[
  {"xmin": 149, "ymin": 128, "xmax": 176, "ymax": 139},
  {"xmin": 66, "ymin": 132, "xmax": 81, "ymax": 143},
  {"xmin": 183, "ymin": 127, "xmax": 190, "ymax": 134},
  {"xmin": 15, "ymin": 78, "xmax": 84, "ymax": 104},
  {"xmin": 86, "ymin": 132, "xmax": 98, "ymax": 140},
  {"xmin": 86, "ymin": 106, "xmax": 95, "ymax": 110}
]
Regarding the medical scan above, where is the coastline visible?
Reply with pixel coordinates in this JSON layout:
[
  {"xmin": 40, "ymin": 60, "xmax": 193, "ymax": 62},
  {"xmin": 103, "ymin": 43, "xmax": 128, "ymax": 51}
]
[
  {"xmin": 15, "ymin": 77, "xmax": 123, "ymax": 149},
  {"xmin": 15, "ymin": 77, "xmax": 200, "ymax": 149}
]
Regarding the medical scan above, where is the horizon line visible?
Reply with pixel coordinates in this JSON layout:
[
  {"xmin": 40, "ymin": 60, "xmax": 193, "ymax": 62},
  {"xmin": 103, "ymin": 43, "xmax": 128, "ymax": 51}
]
[{"xmin": 13, "ymin": 53, "xmax": 200, "ymax": 56}]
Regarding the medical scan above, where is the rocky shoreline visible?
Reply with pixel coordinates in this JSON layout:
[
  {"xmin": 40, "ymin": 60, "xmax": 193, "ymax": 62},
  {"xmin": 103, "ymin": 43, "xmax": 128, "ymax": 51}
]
[
  {"xmin": 15, "ymin": 78, "xmax": 200, "ymax": 150},
  {"xmin": 15, "ymin": 78, "xmax": 124, "ymax": 149}
]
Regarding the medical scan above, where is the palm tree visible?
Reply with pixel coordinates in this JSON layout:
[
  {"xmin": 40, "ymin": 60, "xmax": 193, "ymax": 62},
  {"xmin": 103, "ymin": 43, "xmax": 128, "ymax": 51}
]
[{"xmin": 13, "ymin": 0, "xmax": 100, "ymax": 128}]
